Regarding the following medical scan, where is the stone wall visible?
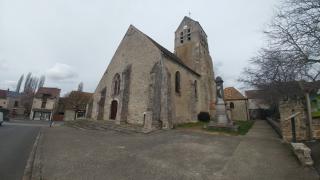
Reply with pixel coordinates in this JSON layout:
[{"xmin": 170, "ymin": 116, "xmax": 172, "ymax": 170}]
[
  {"xmin": 92, "ymin": 23, "xmax": 216, "ymax": 129},
  {"xmin": 164, "ymin": 57, "xmax": 201, "ymax": 124},
  {"xmin": 174, "ymin": 17, "xmax": 216, "ymax": 116},
  {"xmin": 31, "ymin": 98, "xmax": 56, "ymax": 110},
  {"xmin": 91, "ymin": 25, "xmax": 162, "ymax": 126},
  {"xmin": 313, "ymin": 119, "xmax": 320, "ymax": 139},
  {"xmin": 226, "ymin": 100, "xmax": 249, "ymax": 121},
  {"xmin": 280, "ymin": 99, "xmax": 320, "ymax": 141},
  {"xmin": 279, "ymin": 100, "xmax": 309, "ymax": 142},
  {"xmin": 64, "ymin": 110, "xmax": 75, "ymax": 121}
]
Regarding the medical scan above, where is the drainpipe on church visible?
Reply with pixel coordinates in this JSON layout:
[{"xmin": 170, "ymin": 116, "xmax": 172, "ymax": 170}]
[{"xmin": 305, "ymin": 92, "xmax": 313, "ymax": 140}]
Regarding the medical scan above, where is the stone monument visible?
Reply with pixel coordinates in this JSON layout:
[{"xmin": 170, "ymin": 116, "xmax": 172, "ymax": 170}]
[{"xmin": 208, "ymin": 76, "xmax": 237, "ymax": 130}]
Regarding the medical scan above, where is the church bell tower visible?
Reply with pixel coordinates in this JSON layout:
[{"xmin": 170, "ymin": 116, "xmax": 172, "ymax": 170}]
[
  {"xmin": 174, "ymin": 16, "xmax": 216, "ymax": 115},
  {"xmin": 174, "ymin": 16, "xmax": 210, "ymax": 74}
]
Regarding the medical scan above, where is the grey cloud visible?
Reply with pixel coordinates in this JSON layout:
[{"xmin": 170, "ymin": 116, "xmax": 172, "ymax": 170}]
[
  {"xmin": 0, "ymin": 0, "xmax": 280, "ymax": 92},
  {"xmin": 46, "ymin": 63, "xmax": 78, "ymax": 81}
]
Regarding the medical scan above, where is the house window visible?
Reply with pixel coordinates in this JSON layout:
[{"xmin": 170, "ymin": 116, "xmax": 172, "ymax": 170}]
[
  {"xmin": 14, "ymin": 101, "xmax": 18, "ymax": 107},
  {"xmin": 41, "ymin": 94, "xmax": 50, "ymax": 109},
  {"xmin": 230, "ymin": 102, "xmax": 235, "ymax": 109},
  {"xmin": 41, "ymin": 101, "xmax": 46, "ymax": 108},
  {"xmin": 113, "ymin": 73, "xmax": 121, "ymax": 95},
  {"xmin": 175, "ymin": 71, "xmax": 181, "ymax": 94}
]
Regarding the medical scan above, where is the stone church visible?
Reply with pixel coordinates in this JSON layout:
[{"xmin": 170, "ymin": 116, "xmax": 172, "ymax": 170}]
[{"xmin": 91, "ymin": 17, "xmax": 216, "ymax": 130}]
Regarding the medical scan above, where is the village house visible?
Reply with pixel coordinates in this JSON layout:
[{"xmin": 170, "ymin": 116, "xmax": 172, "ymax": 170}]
[
  {"xmin": 91, "ymin": 17, "xmax": 216, "ymax": 130},
  {"xmin": 0, "ymin": 89, "xmax": 8, "ymax": 109},
  {"xmin": 6, "ymin": 91, "xmax": 25, "ymax": 118},
  {"xmin": 245, "ymin": 90, "xmax": 270, "ymax": 120},
  {"xmin": 224, "ymin": 87, "xmax": 249, "ymax": 121},
  {"xmin": 30, "ymin": 87, "xmax": 60, "ymax": 121},
  {"xmin": 0, "ymin": 89, "xmax": 25, "ymax": 119}
]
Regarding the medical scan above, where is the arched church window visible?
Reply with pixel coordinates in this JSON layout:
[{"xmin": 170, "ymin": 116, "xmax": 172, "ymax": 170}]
[
  {"xmin": 175, "ymin": 71, "xmax": 181, "ymax": 94},
  {"xmin": 180, "ymin": 32, "xmax": 184, "ymax": 43},
  {"xmin": 230, "ymin": 102, "xmax": 235, "ymax": 109},
  {"xmin": 194, "ymin": 80, "xmax": 198, "ymax": 99},
  {"xmin": 113, "ymin": 73, "xmax": 121, "ymax": 95}
]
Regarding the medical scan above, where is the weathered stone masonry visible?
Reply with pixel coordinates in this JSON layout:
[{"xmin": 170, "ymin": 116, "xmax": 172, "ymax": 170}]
[{"xmin": 91, "ymin": 17, "xmax": 216, "ymax": 130}]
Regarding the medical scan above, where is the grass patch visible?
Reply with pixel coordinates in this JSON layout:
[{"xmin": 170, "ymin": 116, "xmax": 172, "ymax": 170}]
[
  {"xmin": 176, "ymin": 121, "xmax": 207, "ymax": 128},
  {"xmin": 177, "ymin": 120, "xmax": 255, "ymax": 136},
  {"xmin": 235, "ymin": 120, "xmax": 255, "ymax": 135}
]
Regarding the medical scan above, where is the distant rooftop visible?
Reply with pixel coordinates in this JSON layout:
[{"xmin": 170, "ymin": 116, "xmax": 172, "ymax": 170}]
[
  {"xmin": 224, "ymin": 87, "xmax": 246, "ymax": 100},
  {"xmin": 35, "ymin": 87, "xmax": 61, "ymax": 99}
]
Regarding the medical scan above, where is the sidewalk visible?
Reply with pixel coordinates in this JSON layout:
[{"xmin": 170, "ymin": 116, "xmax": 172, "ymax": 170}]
[{"xmin": 31, "ymin": 120, "xmax": 319, "ymax": 180}]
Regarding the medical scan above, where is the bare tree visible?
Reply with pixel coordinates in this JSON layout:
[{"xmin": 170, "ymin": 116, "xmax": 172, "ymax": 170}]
[
  {"xmin": 77, "ymin": 82, "xmax": 84, "ymax": 92},
  {"xmin": 23, "ymin": 72, "xmax": 40, "ymax": 93},
  {"xmin": 38, "ymin": 75, "xmax": 46, "ymax": 89},
  {"xmin": 266, "ymin": 0, "xmax": 320, "ymax": 64},
  {"xmin": 16, "ymin": 74, "xmax": 24, "ymax": 93},
  {"xmin": 240, "ymin": 0, "xmax": 320, "ymax": 90},
  {"xmin": 64, "ymin": 91, "xmax": 91, "ymax": 120},
  {"xmin": 30, "ymin": 77, "xmax": 39, "ymax": 93},
  {"xmin": 23, "ymin": 72, "xmax": 32, "ymax": 93}
]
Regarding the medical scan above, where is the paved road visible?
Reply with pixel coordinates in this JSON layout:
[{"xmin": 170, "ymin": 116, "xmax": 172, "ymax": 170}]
[
  {"xmin": 0, "ymin": 123, "xmax": 40, "ymax": 180},
  {"xmin": 36, "ymin": 120, "xmax": 319, "ymax": 180}
]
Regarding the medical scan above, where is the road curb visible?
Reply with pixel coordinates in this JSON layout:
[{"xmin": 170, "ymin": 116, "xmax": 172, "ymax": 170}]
[{"xmin": 22, "ymin": 128, "xmax": 42, "ymax": 180}]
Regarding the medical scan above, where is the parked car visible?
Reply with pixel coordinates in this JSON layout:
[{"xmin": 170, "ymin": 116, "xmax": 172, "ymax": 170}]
[
  {"xmin": 0, "ymin": 108, "xmax": 9, "ymax": 121},
  {"xmin": 0, "ymin": 112, "xmax": 3, "ymax": 126}
]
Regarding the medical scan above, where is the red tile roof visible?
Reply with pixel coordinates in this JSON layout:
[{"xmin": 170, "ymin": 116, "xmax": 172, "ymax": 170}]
[
  {"xmin": 35, "ymin": 87, "xmax": 61, "ymax": 98},
  {"xmin": 224, "ymin": 87, "xmax": 246, "ymax": 100}
]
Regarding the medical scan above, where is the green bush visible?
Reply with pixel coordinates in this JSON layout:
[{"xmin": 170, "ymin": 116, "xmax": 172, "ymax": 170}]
[{"xmin": 197, "ymin": 112, "xmax": 210, "ymax": 122}]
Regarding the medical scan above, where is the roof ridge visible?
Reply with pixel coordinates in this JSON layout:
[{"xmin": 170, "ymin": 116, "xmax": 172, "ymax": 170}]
[{"xmin": 128, "ymin": 25, "xmax": 200, "ymax": 76}]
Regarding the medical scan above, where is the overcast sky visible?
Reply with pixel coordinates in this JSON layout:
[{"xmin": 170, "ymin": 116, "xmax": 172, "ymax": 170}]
[{"xmin": 0, "ymin": 0, "xmax": 280, "ymax": 95}]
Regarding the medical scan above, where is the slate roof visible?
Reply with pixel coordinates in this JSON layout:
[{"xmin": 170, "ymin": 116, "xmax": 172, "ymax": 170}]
[
  {"xmin": 35, "ymin": 87, "xmax": 61, "ymax": 99},
  {"xmin": 245, "ymin": 90, "xmax": 266, "ymax": 99},
  {"xmin": 245, "ymin": 81, "xmax": 320, "ymax": 99},
  {"xmin": 224, "ymin": 87, "xmax": 246, "ymax": 100},
  {"xmin": 131, "ymin": 25, "xmax": 201, "ymax": 77},
  {"xmin": 7, "ymin": 91, "xmax": 22, "ymax": 98},
  {"xmin": 0, "ymin": 89, "xmax": 7, "ymax": 99}
]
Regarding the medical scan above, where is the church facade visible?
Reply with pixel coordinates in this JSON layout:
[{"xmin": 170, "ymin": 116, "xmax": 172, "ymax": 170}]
[{"xmin": 91, "ymin": 17, "xmax": 216, "ymax": 129}]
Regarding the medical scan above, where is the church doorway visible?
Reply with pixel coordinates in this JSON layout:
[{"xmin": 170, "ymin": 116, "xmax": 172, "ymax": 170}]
[{"xmin": 110, "ymin": 100, "xmax": 118, "ymax": 120}]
